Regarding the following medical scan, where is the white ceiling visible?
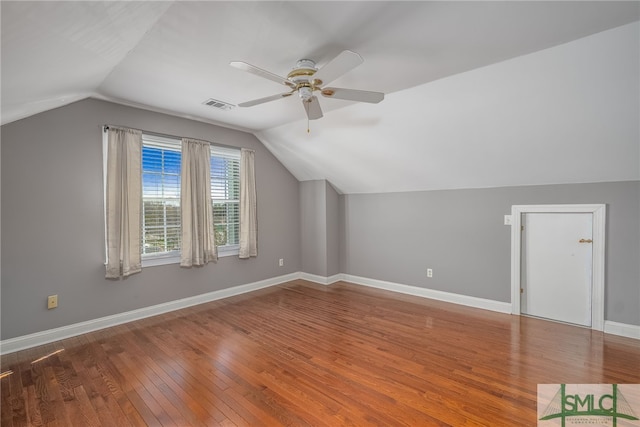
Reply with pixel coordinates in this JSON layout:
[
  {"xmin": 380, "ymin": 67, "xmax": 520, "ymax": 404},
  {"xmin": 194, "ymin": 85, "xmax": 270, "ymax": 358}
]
[{"xmin": 2, "ymin": 1, "xmax": 639, "ymax": 193}]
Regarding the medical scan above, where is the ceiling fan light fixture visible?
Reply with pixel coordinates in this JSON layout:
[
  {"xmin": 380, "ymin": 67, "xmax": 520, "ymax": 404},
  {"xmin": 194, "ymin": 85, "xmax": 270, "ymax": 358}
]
[{"xmin": 298, "ymin": 86, "xmax": 313, "ymax": 101}]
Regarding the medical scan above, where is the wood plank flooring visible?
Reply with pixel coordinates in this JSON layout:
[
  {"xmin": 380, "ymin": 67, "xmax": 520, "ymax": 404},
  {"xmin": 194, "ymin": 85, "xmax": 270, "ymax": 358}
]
[{"xmin": 2, "ymin": 280, "xmax": 639, "ymax": 426}]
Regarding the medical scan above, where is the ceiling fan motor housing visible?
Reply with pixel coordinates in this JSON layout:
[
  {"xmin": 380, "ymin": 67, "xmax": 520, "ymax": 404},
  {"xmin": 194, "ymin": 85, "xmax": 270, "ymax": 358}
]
[{"xmin": 288, "ymin": 59, "xmax": 319, "ymax": 101}]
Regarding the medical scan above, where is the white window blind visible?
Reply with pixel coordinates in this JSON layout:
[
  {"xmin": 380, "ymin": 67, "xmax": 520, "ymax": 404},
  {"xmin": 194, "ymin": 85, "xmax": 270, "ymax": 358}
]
[
  {"xmin": 211, "ymin": 146, "xmax": 241, "ymax": 253},
  {"xmin": 142, "ymin": 135, "xmax": 181, "ymax": 258}
]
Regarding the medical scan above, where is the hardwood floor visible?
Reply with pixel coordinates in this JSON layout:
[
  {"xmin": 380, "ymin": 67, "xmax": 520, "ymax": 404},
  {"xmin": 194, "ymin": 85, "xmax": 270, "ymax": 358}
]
[{"xmin": 2, "ymin": 280, "xmax": 639, "ymax": 426}]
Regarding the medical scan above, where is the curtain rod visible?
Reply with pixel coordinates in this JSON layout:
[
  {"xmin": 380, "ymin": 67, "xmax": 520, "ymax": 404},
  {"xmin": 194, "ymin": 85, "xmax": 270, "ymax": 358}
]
[{"xmin": 102, "ymin": 125, "xmax": 243, "ymax": 151}]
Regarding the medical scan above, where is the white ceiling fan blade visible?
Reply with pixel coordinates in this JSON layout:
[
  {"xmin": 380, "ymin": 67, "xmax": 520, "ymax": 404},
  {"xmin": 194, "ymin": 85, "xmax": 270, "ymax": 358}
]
[
  {"xmin": 238, "ymin": 92, "xmax": 293, "ymax": 107},
  {"xmin": 312, "ymin": 50, "xmax": 363, "ymax": 86},
  {"xmin": 230, "ymin": 61, "xmax": 295, "ymax": 88},
  {"xmin": 303, "ymin": 96, "xmax": 323, "ymax": 120},
  {"xmin": 321, "ymin": 87, "xmax": 384, "ymax": 104}
]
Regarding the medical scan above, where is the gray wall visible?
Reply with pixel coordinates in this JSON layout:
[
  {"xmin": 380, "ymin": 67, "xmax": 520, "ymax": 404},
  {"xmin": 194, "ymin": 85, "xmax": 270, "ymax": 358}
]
[
  {"xmin": 342, "ymin": 181, "xmax": 640, "ymax": 326},
  {"xmin": 300, "ymin": 180, "xmax": 327, "ymax": 276},
  {"xmin": 325, "ymin": 181, "xmax": 340, "ymax": 277},
  {"xmin": 1, "ymin": 98, "xmax": 301, "ymax": 340},
  {"xmin": 299, "ymin": 180, "xmax": 340, "ymax": 277}
]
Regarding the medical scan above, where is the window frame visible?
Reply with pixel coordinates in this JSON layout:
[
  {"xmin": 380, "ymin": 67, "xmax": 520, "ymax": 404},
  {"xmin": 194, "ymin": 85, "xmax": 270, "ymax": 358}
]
[{"xmin": 209, "ymin": 144, "xmax": 241, "ymax": 258}]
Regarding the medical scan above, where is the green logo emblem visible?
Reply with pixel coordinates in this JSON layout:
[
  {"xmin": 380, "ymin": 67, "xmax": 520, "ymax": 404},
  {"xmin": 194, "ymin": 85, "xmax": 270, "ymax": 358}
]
[{"xmin": 538, "ymin": 384, "xmax": 639, "ymax": 426}]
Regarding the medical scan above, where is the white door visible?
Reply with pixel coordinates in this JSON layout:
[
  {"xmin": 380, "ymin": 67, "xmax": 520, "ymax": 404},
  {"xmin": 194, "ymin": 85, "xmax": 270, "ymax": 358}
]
[{"xmin": 521, "ymin": 213, "xmax": 593, "ymax": 326}]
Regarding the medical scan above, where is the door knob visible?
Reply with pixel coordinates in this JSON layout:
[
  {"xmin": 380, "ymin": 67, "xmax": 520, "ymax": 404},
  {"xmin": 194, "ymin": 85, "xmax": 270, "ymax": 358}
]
[{"xmin": 579, "ymin": 239, "xmax": 593, "ymax": 243}]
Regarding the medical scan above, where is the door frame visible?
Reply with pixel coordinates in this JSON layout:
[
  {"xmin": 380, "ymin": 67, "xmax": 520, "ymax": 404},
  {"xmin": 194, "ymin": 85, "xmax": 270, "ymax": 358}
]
[{"xmin": 510, "ymin": 204, "xmax": 606, "ymax": 331}]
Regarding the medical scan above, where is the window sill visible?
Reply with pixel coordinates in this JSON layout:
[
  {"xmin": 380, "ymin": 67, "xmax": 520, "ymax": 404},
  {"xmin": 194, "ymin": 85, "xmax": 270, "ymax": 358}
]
[
  {"xmin": 142, "ymin": 254, "xmax": 180, "ymax": 267},
  {"xmin": 142, "ymin": 247, "xmax": 239, "ymax": 268}
]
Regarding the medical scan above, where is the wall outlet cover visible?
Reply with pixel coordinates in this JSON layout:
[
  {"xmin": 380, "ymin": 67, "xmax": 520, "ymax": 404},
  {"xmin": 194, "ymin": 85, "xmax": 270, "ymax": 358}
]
[{"xmin": 47, "ymin": 295, "xmax": 58, "ymax": 309}]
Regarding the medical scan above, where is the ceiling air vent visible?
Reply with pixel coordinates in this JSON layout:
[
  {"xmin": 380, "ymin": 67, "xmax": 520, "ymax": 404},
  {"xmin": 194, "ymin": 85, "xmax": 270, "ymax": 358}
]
[{"xmin": 202, "ymin": 98, "xmax": 235, "ymax": 111}]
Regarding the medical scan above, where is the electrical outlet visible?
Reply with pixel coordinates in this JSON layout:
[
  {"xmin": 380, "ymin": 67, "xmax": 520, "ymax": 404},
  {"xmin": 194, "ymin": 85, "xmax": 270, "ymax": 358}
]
[
  {"xmin": 47, "ymin": 295, "xmax": 58, "ymax": 309},
  {"xmin": 279, "ymin": 258, "xmax": 284, "ymax": 267},
  {"xmin": 427, "ymin": 268, "xmax": 433, "ymax": 278}
]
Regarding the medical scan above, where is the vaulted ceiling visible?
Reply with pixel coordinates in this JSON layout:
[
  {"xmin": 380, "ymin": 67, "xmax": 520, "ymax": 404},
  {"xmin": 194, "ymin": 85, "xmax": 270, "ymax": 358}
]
[{"xmin": 2, "ymin": 1, "xmax": 639, "ymax": 193}]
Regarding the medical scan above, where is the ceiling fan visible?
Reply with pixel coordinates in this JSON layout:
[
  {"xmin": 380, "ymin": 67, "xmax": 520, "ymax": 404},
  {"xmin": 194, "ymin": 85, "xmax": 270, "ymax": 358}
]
[{"xmin": 230, "ymin": 50, "xmax": 384, "ymax": 120}]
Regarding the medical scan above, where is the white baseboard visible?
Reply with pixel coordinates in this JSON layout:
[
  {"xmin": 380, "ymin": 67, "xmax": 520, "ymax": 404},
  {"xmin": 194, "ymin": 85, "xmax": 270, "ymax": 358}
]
[
  {"xmin": 298, "ymin": 272, "xmax": 511, "ymax": 313},
  {"xmin": 299, "ymin": 272, "xmax": 343, "ymax": 286},
  {"xmin": 0, "ymin": 272, "xmax": 300, "ymax": 355},
  {"xmin": 604, "ymin": 320, "xmax": 640, "ymax": 340},
  {"xmin": 339, "ymin": 274, "xmax": 512, "ymax": 314}
]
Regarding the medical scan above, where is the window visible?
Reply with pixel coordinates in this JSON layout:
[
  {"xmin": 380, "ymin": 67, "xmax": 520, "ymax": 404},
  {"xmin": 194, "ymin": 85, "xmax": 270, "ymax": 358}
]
[
  {"xmin": 141, "ymin": 134, "xmax": 241, "ymax": 265},
  {"xmin": 142, "ymin": 135, "xmax": 181, "ymax": 259}
]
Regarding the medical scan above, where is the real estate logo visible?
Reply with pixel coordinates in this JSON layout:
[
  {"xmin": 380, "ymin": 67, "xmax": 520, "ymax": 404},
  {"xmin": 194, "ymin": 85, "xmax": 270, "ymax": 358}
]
[{"xmin": 538, "ymin": 384, "xmax": 640, "ymax": 426}]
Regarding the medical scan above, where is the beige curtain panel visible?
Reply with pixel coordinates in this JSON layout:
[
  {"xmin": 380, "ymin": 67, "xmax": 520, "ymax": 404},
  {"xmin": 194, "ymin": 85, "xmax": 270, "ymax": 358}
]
[
  {"xmin": 105, "ymin": 126, "xmax": 143, "ymax": 279},
  {"xmin": 239, "ymin": 148, "xmax": 257, "ymax": 258},
  {"xmin": 181, "ymin": 138, "xmax": 217, "ymax": 267}
]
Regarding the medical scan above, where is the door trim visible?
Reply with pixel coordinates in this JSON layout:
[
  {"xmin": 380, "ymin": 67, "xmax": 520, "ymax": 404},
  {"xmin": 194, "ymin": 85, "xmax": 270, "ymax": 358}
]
[{"xmin": 510, "ymin": 204, "xmax": 606, "ymax": 331}]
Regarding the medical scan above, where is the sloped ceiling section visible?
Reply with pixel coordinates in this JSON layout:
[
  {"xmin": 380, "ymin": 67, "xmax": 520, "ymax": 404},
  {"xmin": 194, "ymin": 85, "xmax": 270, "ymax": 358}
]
[
  {"xmin": 0, "ymin": 1, "xmax": 172, "ymax": 125},
  {"xmin": 257, "ymin": 22, "xmax": 640, "ymax": 194},
  {"xmin": 1, "ymin": 1, "xmax": 639, "ymax": 194}
]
